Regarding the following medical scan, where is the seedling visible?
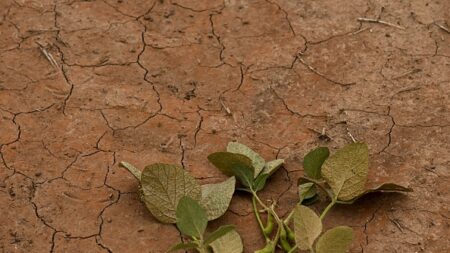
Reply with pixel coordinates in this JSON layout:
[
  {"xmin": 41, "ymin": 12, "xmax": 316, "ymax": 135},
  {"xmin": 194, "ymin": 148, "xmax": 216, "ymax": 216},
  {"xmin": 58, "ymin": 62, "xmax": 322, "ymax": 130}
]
[{"xmin": 121, "ymin": 142, "xmax": 411, "ymax": 253}]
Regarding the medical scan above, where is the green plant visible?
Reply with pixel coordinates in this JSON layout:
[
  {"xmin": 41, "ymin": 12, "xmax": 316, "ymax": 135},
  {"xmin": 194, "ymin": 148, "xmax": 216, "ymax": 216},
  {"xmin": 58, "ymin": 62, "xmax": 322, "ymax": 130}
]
[{"xmin": 121, "ymin": 141, "xmax": 411, "ymax": 253}]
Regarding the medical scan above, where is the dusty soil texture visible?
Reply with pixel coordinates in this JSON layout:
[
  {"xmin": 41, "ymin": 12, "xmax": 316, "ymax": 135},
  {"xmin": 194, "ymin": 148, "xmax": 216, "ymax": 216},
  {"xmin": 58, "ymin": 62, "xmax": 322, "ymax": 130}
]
[{"xmin": 1, "ymin": 0, "xmax": 449, "ymax": 252}]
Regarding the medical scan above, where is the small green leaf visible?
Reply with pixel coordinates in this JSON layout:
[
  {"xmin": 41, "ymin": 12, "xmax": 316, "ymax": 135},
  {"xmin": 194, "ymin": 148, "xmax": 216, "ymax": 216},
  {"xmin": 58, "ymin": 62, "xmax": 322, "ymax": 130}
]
[
  {"xmin": 298, "ymin": 182, "xmax": 317, "ymax": 203},
  {"xmin": 140, "ymin": 163, "xmax": 201, "ymax": 223},
  {"xmin": 204, "ymin": 225, "xmax": 235, "ymax": 245},
  {"xmin": 316, "ymin": 226, "xmax": 353, "ymax": 253},
  {"xmin": 200, "ymin": 177, "xmax": 236, "ymax": 221},
  {"xmin": 321, "ymin": 143, "xmax": 369, "ymax": 201},
  {"xmin": 208, "ymin": 152, "xmax": 255, "ymax": 188},
  {"xmin": 253, "ymin": 173, "xmax": 270, "ymax": 192},
  {"xmin": 209, "ymin": 229, "xmax": 243, "ymax": 253},
  {"xmin": 303, "ymin": 147, "xmax": 329, "ymax": 179},
  {"xmin": 176, "ymin": 196, "xmax": 208, "ymax": 238},
  {"xmin": 166, "ymin": 242, "xmax": 198, "ymax": 252},
  {"xmin": 119, "ymin": 161, "xmax": 142, "ymax": 180},
  {"xmin": 293, "ymin": 205, "xmax": 322, "ymax": 250},
  {"xmin": 337, "ymin": 183, "xmax": 413, "ymax": 204},
  {"xmin": 261, "ymin": 159, "xmax": 284, "ymax": 176},
  {"xmin": 227, "ymin": 142, "xmax": 265, "ymax": 177}
]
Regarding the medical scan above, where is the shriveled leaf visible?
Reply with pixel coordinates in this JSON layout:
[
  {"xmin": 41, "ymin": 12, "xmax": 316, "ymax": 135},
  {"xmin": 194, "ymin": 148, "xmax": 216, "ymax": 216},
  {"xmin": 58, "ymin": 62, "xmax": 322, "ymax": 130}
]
[
  {"xmin": 294, "ymin": 205, "xmax": 322, "ymax": 250},
  {"xmin": 208, "ymin": 152, "xmax": 255, "ymax": 188},
  {"xmin": 166, "ymin": 242, "xmax": 198, "ymax": 252},
  {"xmin": 253, "ymin": 173, "xmax": 270, "ymax": 192},
  {"xmin": 321, "ymin": 143, "xmax": 369, "ymax": 201},
  {"xmin": 337, "ymin": 183, "xmax": 413, "ymax": 204},
  {"xmin": 316, "ymin": 226, "xmax": 353, "ymax": 253},
  {"xmin": 209, "ymin": 229, "xmax": 243, "ymax": 253},
  {"xmin": 261, "ymin": 159, "xmax": 284, "ymax": 176},
  {"xmin": 303, "ymin": 147, "xmax": 329, "ymax": 179},
  {"xmin": 298, "ymin": 182, "xmax": 317, "ymax": 203},
  {"xmin": 140, "ymin": 163, "xmax": 201, "ymax": 223},
  {"xmin": 200, "ymin": 177, "xmax": 236, "ymax": 221},
  {"xmin": 119, "ymin": 161, "xmax": 141, "ymax": 180},
  {"xmin": 227, "ymin": 142, "xmax": 265, "ymax": 177},
  {"xmin": 204, "ymin": 225, "xmax": 235, "ymax": 245},
  {"xmin": 176, "ymin": 196, "xmax": 208, "ymax": 238}
]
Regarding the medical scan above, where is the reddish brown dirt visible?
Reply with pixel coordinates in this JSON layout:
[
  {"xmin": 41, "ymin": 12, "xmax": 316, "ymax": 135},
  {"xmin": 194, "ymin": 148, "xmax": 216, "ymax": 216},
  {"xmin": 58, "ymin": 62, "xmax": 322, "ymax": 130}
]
[{"xmin": 1, "ymin": 0, "xmax": 449, "ymax": 252}]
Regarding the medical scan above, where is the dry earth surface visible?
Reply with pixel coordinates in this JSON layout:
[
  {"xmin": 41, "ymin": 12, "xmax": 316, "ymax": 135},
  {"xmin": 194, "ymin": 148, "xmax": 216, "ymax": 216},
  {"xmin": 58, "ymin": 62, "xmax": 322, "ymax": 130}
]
[{"xmin": 1, "ymin": 0, "xmax": 449, "ymax": 252}]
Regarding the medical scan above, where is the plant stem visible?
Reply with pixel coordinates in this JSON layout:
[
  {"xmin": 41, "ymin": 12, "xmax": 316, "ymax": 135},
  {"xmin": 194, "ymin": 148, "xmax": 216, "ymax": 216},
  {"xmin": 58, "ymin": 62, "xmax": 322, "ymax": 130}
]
[
  {"xmin": 287, "ymin": 245, "xmax": 297, "ymax": 253},
  {"xmin": 283, "ymin": 209, "xmax": 294, "ymax": 224},
  {"xmin": 252, "ymin": 195, "xmax": 270, "ymax": 241},
  {"xmin": 320, "ymin": 200, "xmax": 336, "ymax": 220}
]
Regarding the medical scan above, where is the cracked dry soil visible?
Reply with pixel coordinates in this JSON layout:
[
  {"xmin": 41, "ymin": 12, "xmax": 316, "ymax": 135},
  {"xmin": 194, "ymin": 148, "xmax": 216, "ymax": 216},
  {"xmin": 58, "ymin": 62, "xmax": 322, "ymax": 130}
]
[{"xmin": 0, "ymin": 0, "xmax": 449, "ymax": 252}]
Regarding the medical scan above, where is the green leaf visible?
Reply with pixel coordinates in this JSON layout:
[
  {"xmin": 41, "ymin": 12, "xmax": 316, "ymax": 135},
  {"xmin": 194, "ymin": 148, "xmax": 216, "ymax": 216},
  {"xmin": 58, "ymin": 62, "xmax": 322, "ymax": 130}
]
[
  {"xmin": 337, "ymin": 183, "xmax": 413, "ymax": 204},
  {"xmin": 321, "ymin": 143, "xmax": 369, "ymax": 201},
  {"xmin": 119, "ymin": 161, "xmax": 142, "ymax": 180},
  {"xmin": 316, "ymin": 226, "xmax": 353, "ymax": 253},
  {"xmin": 208, "ymin": 152, "xmax": 255, "ymax": 188},
  {"xmin": 209, "ymin": 229, "xmax": 243, "ymax": 253},
  {"xmin": 303, "ymin": 147, "xmax": 329, "ymax": 179},
  {"xmin": 200, "ymin": 177, "xmax": 236, "ymax": 221},
  {"xmin": 293, "ymin": 205, "xmax": 322, "ymax": 250},
  {"xmin": 253, "ymin": 173, "xmax": 270, "ymax": 192},
  {"xmin": 204, "ymin": 225, "xmax": 235, "ymax": 245},
  {"xmin": 176, "ymin": 196, "xmax": 208, "ymax": 238},
  {"xmin": 261, "ymin": 159, "xmax": 284, "ymax": 176},
  {"xmin": 298, "ymin": 182, "xmax": 317, "ymax": 203},
  {"xmin": 227, "ymin": 142, "xmax": 265, "ymax": 177},
  {"xmin": 166, "ymin": 242, "xmax": 198, "ymax": 252},
  {"xmin": 140, "ymin": 163, "xmax": 201, "ymax": 223}
]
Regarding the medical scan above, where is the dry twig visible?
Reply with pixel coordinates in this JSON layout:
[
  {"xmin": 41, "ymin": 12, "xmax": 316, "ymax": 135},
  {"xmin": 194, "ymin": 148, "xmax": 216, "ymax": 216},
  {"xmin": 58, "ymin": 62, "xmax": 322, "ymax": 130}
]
[{"xmin": 357, "ymin": 17, "xmax": 405, "ymax": 30}]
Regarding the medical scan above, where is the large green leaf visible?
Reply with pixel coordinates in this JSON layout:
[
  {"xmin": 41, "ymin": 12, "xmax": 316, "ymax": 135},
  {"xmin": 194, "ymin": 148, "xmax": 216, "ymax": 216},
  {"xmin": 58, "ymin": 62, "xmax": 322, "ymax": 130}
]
[
  {"xmin": 261, "ymin": 159, "xmax": 284, "ymax": 176},
  {"xmin": 208, "ymin": 152, "xmax": 255, "ymax": 188},
  {"xmin": 321, "ymin": 143, "xmax": 369, "ymax": 201},
  {"xmin": 293, "ymin": 205, "xmax": 322, "ymax": 250},
  {"xmin": 140, "ymin": 163, "xmax": 201, "ymax": 223},
  {"xmin": 227, "ymin": 142, "xmax": 265, "ymax": 177},
  {"xmin": 204, "ymin": 225, "xmax": 235, "ymax": 245},
  {"xmin": 303, "ymin": 147, "xmax": 329, "ymax": 179},
  {"xmin": 316, "ymin": 226, "xmax": 353, "ymax": 253},
  {"xmin": 337, "ymin": 183, "xmax": 412, "ymax": 204},
  {"xmin": 119, "ymin": 161, "xmax": 142, "ymax": 180},
  {"xmin": 200, "ymin": 177, "xmax": 236, "ymax": 221},
  {"xmin": 209, "ymin": 229, "xmax": 243, "ymax": 253},
  {"xmin": 176, "ymin": 196, "xmax": 208, "ymax": 238}
]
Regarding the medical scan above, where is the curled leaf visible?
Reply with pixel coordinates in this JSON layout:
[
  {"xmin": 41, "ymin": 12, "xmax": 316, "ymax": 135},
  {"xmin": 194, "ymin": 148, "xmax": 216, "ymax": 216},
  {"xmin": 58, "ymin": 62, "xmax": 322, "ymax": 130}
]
[
  {"xmin": 200, "ymin": 177, "xmax": 236, "ymax": 221},
  {"xmin": 176, "ymin": 196, "xmax": 208, "ymax": 238},
  {"xmin": 262, "ymin": 159, "xmax": 284, "ymax": 176},
  {"xmin": 140, "ymin": 163, "xmax": 201, "ymax": 223},
  {"xmin": 209, "ymin": 229, "xmax": 243, "ymax": 253},
  {"xmin": 208, "ymin": 152, "xmax": 255, "ymax": 188},
  {"xmin": 294, "ymin": 205, "xmax": 322, "ymax": 250},
  {"xmin": 204, "ymin": 225, "xmax": 235, "ymax": 245},
  {"xmin": 253, "ymin": 173, "xmax": 270, "ymax": 192},
  {"xmin": 227, "ymin": 142, "xmax": 265, "ymax": 177},
  {"xmin": 303, "ymin": 147, "xmax": 329, "ymax": 179},
  {"xmin": 166, "ymin": 242, "xmax": 198, "ymax": 252},
  {"xmin": 298, "ymin": 182, "xmax": 317, "ymax": 204},
  {"xmin": 321, "ymin": 143, "xmax": 369, "ymax": 201},
  {"xmin": 316, "ymin": 226, "xmax": 353, "ymax": 253},
  {"xmin": 337, "ymin": 183, "xmax": 413, "ymax": 204}
]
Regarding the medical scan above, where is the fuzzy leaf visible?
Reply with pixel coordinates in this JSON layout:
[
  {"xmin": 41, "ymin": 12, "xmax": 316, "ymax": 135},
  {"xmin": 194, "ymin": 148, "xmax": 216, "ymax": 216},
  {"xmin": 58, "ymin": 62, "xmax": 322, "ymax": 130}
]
[
  {"xmin": 176, "ymin": 196, "xmax": 208, "ymax": 238},
  {"xmin": 262, "ymin": 159, "xmax": 284, "ymax": 176},
  {"xmin": 167, "ymin": 242, "xmax": 198, "ymax": 252},
  {"xmin": 337, "ymin": 183, "xmax": 412, "ymax": 204},
  {"xmin": 316, "ymin": 226, "xmax": 353, "ymax": 253},
  {"xmin": 298, "ymin": 182, "xmax": 317, "ymax": 203},
  {"xmin": 200, "ymin": 177, "xmax": 236, "ymax": 221},
  {"xmin": 204, "ymin": 225, "xmax": 235, "ymax": 245},
  {"xmin": 227, "ymin": 142, "xmax": 265, "ymax": 177},
  {"xmin": 253, "ymin": 173, "xmax": 270, "ymax": 192},
  {"xmin": 208, "ymin": 152, "xmax": 255, "ymax": 188},
  {"xmin": 209, "ymin": 229, "xmax": 243, "ymax": 253},
  {"xmin": 119, "ymin": 161, "xmax": 142, "ymax": 180},
  {"xmin": 294, "ymin": 205, "xmax": 322, "ymax": 250},
  {"xmin": 140, "ymin": 163, "xmax": 201, "ymax": 223},
  {"xmin": 303, "ymin": 147, "xmax": 329, "ymax": 179},
  {"xmin": 321, "ymin": 143, "xmax": 369, "ymax": 201}
]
